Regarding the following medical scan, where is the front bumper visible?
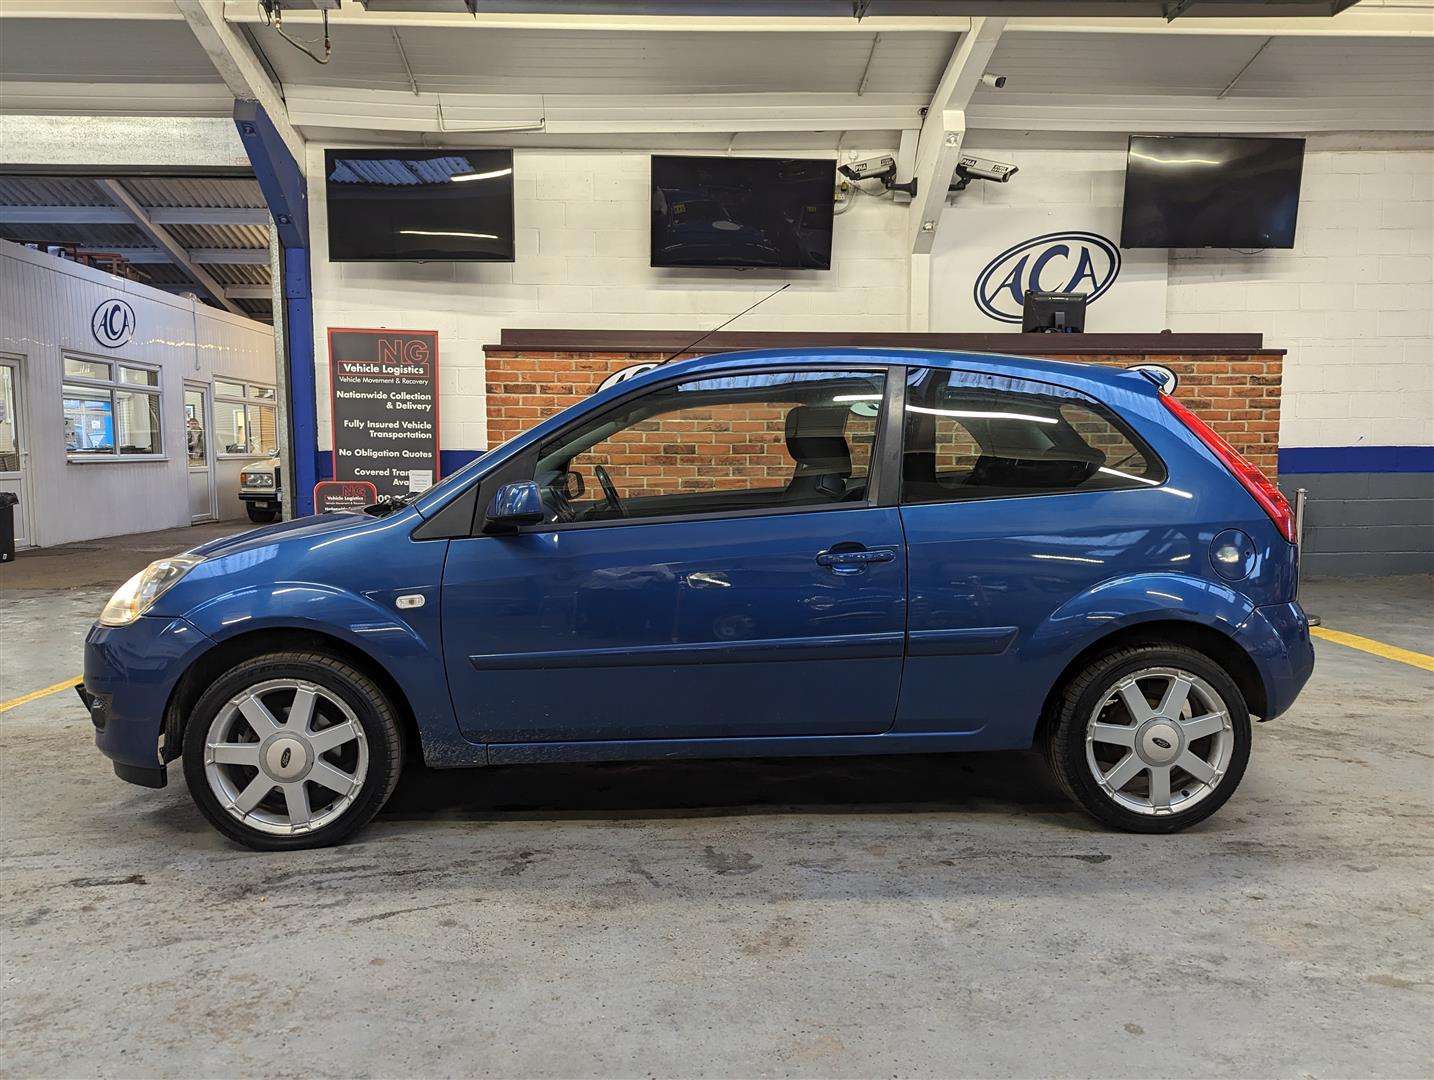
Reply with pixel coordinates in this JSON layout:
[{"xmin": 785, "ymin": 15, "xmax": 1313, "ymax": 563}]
[
  {"xmin": 1236, "ymin": 600, "xmax": 1316, "ymax": 721},
  {"xmin": 84, "ymin": 614, "xmax": 216, "ymax": 785}
]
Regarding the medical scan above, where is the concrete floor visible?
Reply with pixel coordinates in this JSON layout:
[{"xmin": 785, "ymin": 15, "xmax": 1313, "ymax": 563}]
[{"xmin": 1, "ymin": 524, "xmax": 1431, "ymax": 1078}]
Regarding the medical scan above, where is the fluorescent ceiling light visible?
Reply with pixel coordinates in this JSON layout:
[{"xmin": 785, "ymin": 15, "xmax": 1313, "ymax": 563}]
[
  {"xmin": 398, "ymin": 229, "xmax": 499, "ymax": 239},
  {"xmin": 907, "ymin": 405, "xmax": 1058, "ymax": 425},
  {"xmin": 450, "ymin": 168, "xmax": 513, "ymax": 182}
]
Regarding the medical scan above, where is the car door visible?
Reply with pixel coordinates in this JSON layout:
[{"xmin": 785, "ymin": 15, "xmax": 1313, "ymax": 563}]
[
  {"xmin": 896, "ymin": 365, "xmax": 1179, "ymax": 747},
  {"xmin": 440, "ymin": 365, "xmax": 907, "ymax": 745}
]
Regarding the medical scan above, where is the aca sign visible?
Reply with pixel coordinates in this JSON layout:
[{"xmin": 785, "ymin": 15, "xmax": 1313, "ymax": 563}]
[
  {"xmin": 91, "ymin": 298, "xmax": 135, "ymax": 349},
  {"xmin": 973, "ymin": 231, "xmax": 1121, "ymax": 324}
]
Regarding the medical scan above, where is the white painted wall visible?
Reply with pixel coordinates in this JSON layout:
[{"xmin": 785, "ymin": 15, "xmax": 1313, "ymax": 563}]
[
  {"xmin": 306, "ymin": 141, "xmax": 1433, "ymax": 454},
  {"xmin": 307, "ymin": 145, "xmax": 908, "ymax": 452},
  {"xmin": 0, "ymin": 241, "xmax": 276, "ymax": 547},
  {"xmin": 1164, "ymin": 148, "xmax": 1433, "ymax": 449}
]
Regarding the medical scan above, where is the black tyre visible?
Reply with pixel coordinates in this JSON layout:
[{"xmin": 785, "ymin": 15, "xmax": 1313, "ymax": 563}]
[
  {"xmin": 182, "ymin": 651, "xmax": 404, "ymax": 851},
  {"xmin": 1042, "ymin": 643, "xmax": 1251, "ymax": 833},
  {"xmin": 246, "ymin": 506, "xmax": 280, "ymax": 524}
]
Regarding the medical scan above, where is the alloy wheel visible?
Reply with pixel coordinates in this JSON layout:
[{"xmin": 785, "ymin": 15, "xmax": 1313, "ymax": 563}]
[
  {"xmin": 1084, "ymin": 666, "xmax": 1234, "ymax": 817},
  {"xmin": 203, "ymin": 678, "xmax": 369, "ymax": 836}
]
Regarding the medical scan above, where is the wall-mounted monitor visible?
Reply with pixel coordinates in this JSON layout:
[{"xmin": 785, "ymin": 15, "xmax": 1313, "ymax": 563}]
[
  {"xmin": 1120, "ymin": 135, "xmax": 1305, "ymax": 249},
  {"xmin": 325, "ymin": 149, "xmax": 515, "ymax": 262},
  {"xmin": 650, "ymin": 155, "xmax": 836, "ymax": 270}
]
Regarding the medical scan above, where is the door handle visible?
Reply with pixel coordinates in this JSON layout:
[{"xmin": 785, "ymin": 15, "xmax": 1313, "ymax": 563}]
[{"xmin": 816, "ymin": 547, "xmax": 896, "ymax": 574}]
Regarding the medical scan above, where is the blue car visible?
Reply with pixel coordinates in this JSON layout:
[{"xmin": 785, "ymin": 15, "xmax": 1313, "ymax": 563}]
[{"xmin": 82, "ymin": 348, "xmax": 1313, "ymax": 850}]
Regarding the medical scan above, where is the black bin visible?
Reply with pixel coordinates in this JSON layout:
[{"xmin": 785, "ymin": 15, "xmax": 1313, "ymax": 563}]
[{"xmin": 0, "ymin": 491, "xmax": 17, "ymax": 564}]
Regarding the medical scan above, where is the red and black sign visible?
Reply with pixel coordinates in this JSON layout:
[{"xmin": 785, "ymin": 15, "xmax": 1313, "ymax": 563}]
[
  {"xmin": 313, "ymin": 480, "xmax": 379, "ymax": 515},
  {"xmin": 327, "ymin": 327, "xmax": 440, "ymax": 499}
]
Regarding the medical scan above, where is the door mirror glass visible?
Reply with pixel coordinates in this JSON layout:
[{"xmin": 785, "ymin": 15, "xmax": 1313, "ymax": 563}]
[{"xmin": 485, "ymin": 480, "xmax": 545, "ymax": 531}]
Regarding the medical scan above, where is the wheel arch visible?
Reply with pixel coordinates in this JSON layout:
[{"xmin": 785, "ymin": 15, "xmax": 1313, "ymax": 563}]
[
  {"xmin": 160, "ymin": 626, "xmax": 424, "ymax": 767},
  {"xmin": 1035, "ymin": 619, "xmax": 1269, "ymax": 743}
]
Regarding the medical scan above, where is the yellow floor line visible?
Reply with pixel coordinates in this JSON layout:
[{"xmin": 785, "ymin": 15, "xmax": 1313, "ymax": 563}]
[
  {"xmin": 1311, "ymin": 627, "xmax": 1434, "ymax": 673},
  {"xmin": 0, "ymin": 676, "xmax": 83, "ymax": 715}
]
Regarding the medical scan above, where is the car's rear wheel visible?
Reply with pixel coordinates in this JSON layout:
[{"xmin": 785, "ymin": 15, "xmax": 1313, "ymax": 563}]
[
  {"xmin": 246, "ymin": 505, "xmax": 279, "ymax": 524},
  {"xmin": 1043, "ymin": 643, "xmax": 1251, "ymax": 833},
  {"xmin": 181, "ymin": 652, "xmax": 403, "ymax": 850}
]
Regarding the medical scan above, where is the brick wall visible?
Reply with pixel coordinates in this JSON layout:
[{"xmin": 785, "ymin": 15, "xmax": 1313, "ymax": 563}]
[{"xmin": 486, "ymin": 347, "xmax": 1283, "ymax": 479}]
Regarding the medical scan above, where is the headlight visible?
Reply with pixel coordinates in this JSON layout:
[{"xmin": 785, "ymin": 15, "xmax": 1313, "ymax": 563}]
[
  {"xmin": 99, "ymin": 555, "xmax": 204, "ymax": 627},
  {"xmin": 242, "ymin": 472, "xmax": 274, "ymax": 488}
]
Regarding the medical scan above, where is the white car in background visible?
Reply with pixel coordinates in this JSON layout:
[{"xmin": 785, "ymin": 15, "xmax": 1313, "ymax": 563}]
[{"xmin": 238, "ymin": 454, "xmax": 282, "ymax": 524}]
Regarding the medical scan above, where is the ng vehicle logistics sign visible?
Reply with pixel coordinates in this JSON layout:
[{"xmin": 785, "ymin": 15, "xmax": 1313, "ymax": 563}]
[{"xmin": 328, "ymin": 327, "xmax": 440, "ymax": 498}]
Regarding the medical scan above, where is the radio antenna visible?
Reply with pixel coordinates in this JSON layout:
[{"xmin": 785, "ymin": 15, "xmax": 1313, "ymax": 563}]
[{"xmin": 661, "ymin": 283, "xmax": 791, "ymax": 364}]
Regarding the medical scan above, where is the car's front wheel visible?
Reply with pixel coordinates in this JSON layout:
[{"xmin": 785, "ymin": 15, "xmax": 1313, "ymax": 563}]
[
  {"xmin": 181, "ymin": 651, "xmax": 403, "ymax": 850},
  {"xmin": 246, "ymin": 505, "xmax": 279, "ymax": 524},
  {"xmin": 1043, "ymin": 643, "xmax": 1251, "ymax": 833}
]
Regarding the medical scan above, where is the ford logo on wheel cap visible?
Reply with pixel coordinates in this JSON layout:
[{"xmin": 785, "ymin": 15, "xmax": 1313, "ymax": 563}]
[{"xmin": 973, "ymin": 231, "xmax": 1121, "ymax": 324}]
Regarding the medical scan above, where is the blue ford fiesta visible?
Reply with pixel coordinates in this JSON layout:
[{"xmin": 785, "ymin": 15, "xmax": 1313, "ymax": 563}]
[{"xmin": 82, "ymin": 348, "xmax": 1313, "ymax": 850}]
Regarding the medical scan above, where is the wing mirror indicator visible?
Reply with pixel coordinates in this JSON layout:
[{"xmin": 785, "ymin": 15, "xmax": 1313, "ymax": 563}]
[{"xmin": 485, "ymin": 480, "xmax": 545, "ymax": 532}]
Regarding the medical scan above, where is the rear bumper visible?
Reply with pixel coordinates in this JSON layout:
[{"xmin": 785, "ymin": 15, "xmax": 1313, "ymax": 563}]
[
  {"xmin": 84, "ymin": 615, "xmax": 216, "ymax": 781},
  {"xmin": 1237, "ymin": 600, "xmax": 1316, "ymax": 721}
]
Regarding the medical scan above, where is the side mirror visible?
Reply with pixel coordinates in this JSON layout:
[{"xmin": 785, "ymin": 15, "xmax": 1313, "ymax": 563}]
[{"xmin": 484, "ymin": 480, "xmax": 545, "ymax": 532}]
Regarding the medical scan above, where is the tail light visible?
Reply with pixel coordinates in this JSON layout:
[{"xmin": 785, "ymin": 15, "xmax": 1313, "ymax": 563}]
[{"xmin": 1160, "ymin": 395, "xmax": 1296, "ymax": 544}]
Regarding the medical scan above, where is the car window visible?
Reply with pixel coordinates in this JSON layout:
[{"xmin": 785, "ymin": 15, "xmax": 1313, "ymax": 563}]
[
  {"xmin": 902, "ymin": 367, "xmax": 1163, "ymax": 504},
  {"xmin": 533, "ymin": 369, "xmax": 886, "ymax": 525}
]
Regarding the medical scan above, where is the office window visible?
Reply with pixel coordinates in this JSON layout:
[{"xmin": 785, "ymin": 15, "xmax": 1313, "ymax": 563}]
[
  {"xmin": 214, "ymin": 381, "xmax": 278, "ymax": 457},
  {"xmin": 63, "ymin": 355, "xmax": 161, "ymax": 459}
]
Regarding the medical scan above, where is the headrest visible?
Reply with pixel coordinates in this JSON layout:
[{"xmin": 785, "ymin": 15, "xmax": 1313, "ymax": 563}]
[{"xmin": 785, "ymin": 405, "xmax": 852, "ymax": 475}]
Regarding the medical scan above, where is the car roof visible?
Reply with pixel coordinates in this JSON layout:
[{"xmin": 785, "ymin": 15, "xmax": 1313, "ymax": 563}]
[{"xmin": 645, "ymin": 346, "xmax": 1156, "ymax": 397}]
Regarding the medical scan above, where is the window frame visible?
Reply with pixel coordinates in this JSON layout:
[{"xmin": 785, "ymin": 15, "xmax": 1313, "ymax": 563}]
[
  {"xmin": 474, "ymin": 362, "xmax": 906, "ymax": 536},
  {"xmin": 213, "ymin": 380, "xmax": 279, "ymax": 459},
  {"xmin": 898, "ymin": 365, "xmax": 1168, "ymax": 506},
  {"xmin": 62, "ymin": 352, "xmax": 165, "ymax": 463}
]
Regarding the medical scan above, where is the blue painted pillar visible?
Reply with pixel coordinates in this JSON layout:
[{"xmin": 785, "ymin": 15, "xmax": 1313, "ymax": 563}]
[{"xmin": 233, "ymin": 101, "xmax": 317, "ymax": 516}]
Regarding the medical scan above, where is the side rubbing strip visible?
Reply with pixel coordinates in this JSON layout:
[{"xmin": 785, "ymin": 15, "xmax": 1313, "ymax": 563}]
[
  {"xmin": 470, "ymin": 632, "xmax": 904, "ymax": 671},
  {"xmin": 907, "ymin": 627, "xmax": 1019, "ymax": 656}
]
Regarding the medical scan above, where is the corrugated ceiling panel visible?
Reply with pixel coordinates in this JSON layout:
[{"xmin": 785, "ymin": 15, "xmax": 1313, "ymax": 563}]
[
  {"xmin": 257, "ymin": 25, "xmax": 957, "ymax": 95},
  {"xmin": 120, "ymin": 177, "xmax": 266, "ymax": 209},
  {"xmin": 163, "ymin": 223, "xmax": 269, "ymax": 250},
  {"xmin": 980, "ymin": 32, "xmax": 1255, "ymax": 97},
  {"xmin": 1231, "ymin": 37, "xmax": 1434, "ymax": 99},
  {"xmin": 0, "ymin": 222, "xmax": 151, "ymax": 248},
  {"xmin": 0, "ymin": 177, "xmax": 107, "ymax": 207},
  {"xmin": 0, "ymin": 19, "xmax": 222, "ymax": 83}
]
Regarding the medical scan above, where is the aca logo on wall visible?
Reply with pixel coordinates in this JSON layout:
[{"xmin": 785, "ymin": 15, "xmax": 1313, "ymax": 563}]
[
  {"xmin": 91, "ymin": 298, "xmax": 136, "ymax": 349},
  {"xmin": 973, "ymin": 231, "xmax": 1121, "ymax": 324}
]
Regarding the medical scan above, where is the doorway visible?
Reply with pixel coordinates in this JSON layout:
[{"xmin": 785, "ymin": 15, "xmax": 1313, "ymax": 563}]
[
  {"xmin": 184, "ymin": 383, "xmax": 216, "ymax": 523},
  {"xmin": 0, "ymin": 355, "xmax": 32, "ymax": 550}
]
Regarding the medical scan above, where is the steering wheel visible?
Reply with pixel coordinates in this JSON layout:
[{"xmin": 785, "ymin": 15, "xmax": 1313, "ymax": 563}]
[{"xmin": 593, "ymin": 464, "xmax": 626, "ymax": 518}]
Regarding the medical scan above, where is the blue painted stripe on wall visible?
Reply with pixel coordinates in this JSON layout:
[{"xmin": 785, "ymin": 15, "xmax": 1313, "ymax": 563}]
[{"xmin": 1280, "ymin": 445, "xmax": 1434, "ymax": 474}]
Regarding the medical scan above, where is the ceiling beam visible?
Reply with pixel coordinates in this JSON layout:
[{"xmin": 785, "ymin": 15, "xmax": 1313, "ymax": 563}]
[
  {"xmin": 91, "ymin": 179, "xmax": 244, "ymax": 314},
  {"xmin": 155, "ymin": 283, "xmax": 271, "ymax": 300},
  {"xmin": 908, "ymin": 16, "xmax": 1005, "ymax": 255},
  {"xmin": 0, "ymin": 205, "xmax": 269, "ymax": 226},
  {"xmin": 283, "ymin": 87, "xmax": 926, "ymax": 136},
  {"xmin": 64, "ymin": 246, "xmax": 270, "ymax": 265},
  {"xmin": 175, "ymin": 0, "xmax": 307, "ymax": 175},
  {"xmin": 223, "ymin": 4, "xmax": 971, "ymax": 33}
]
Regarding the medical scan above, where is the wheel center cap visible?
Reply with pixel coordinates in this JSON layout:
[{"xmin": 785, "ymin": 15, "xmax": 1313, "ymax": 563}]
[
  {"xmin": 263, "ymin": 736, "xmax": 311, "ymax": 781},
  {"xmin": 1138, "ymin": 720, "xmax": 1182, "ymax": 765}
]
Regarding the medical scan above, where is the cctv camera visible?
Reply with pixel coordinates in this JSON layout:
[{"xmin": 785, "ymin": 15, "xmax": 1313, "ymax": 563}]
[
  {"xmin": 949, "ymin": 155, "xmax": 1019, "ymax": 193},
  {"xmin": 980, "ymin": 73, "xmax": 1007, "ymax": 89},
  {"xmin": 839, "ymin": 155, "xmax": 897, "ymax": 183}
]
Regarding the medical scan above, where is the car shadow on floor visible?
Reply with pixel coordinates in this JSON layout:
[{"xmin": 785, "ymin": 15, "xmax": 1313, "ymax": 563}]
[{"xmin": 381, "ymin": 749, "xmax": 1084, "ymax": 826}]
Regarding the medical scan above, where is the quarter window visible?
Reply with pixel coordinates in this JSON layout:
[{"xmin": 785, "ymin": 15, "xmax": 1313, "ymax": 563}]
[
  {"xmin": 902, "ymin": 368, "xmax": 1163, "ymax": 504},
  {"xmin": 214, "ymin": 381, "xmax": 278, "ymax": 457},
  {"xmin": 532, "ymin": 369, "xmax": 886, "ymax": 525},
  {"xmin": 63, "ymin": 356, "xmax": 163, "ymax": 458}
]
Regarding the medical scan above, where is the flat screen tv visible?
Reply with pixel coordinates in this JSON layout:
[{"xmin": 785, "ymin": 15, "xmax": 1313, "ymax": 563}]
[
  {"xmin": 325, "ymin": 149, "xmax": 515, "ymax": 262},
  {"xmin": 650, "ymin": 155, "xmax": 836, "ymax": 270},
  {"xmin": 1120, "ymin": 135, "xmax": 1305, "ymax": 249}
]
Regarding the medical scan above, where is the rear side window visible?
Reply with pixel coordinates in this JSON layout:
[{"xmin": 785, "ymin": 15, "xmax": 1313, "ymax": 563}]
[{"xmin": 902, "ymin": 368, "xmax": 1164, "ymax": 504}]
